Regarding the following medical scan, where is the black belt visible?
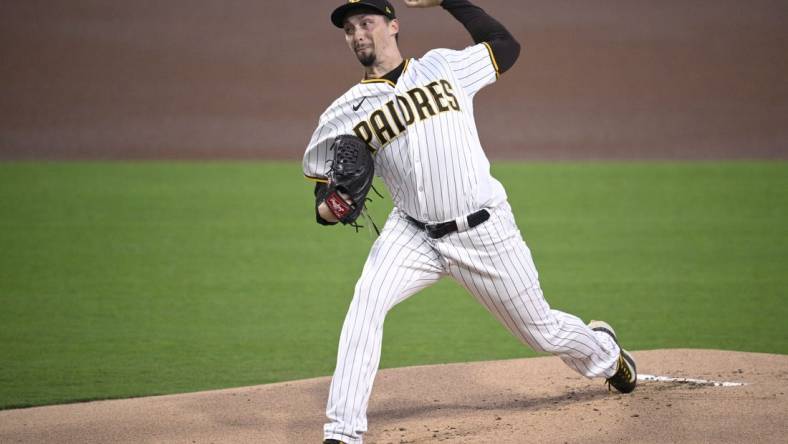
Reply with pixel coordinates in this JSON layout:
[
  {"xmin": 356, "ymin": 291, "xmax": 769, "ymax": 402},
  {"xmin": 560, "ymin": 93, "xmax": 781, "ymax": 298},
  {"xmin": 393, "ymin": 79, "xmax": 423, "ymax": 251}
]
[{"xmin": 406, "ymin": 209, "xmax": 490, "ymax": 239}]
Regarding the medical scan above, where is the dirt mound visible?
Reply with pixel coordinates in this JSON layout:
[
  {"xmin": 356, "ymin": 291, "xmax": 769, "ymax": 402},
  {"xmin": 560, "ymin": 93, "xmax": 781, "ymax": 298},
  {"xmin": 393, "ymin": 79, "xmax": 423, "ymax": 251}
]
[{"xmin": 1, "ymin": 349, "xmax": 786, "ymax": 443}]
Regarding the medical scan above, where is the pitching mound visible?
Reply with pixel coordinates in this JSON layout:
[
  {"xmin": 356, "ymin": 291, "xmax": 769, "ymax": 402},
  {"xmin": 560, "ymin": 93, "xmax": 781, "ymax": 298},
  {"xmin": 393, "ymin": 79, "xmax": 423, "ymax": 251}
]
[{"xmin": 1, "ymin": 349, "xmax": 786, "ymax": 443}]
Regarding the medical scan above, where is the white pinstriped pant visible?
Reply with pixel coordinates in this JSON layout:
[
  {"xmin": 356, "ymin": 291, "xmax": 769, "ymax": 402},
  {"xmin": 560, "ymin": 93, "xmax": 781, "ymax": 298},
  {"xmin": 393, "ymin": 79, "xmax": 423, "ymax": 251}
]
[{"xmin": 324, "ymin": 202, "xmax": 620, "ymax": 443}]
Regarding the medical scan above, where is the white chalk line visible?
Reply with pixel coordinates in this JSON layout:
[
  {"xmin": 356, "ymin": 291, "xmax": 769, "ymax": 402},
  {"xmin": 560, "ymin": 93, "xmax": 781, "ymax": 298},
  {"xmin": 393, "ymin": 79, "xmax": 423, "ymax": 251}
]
[{"xmin": 638, "ymin": 374, "xmax": 747, "ymax": 387}]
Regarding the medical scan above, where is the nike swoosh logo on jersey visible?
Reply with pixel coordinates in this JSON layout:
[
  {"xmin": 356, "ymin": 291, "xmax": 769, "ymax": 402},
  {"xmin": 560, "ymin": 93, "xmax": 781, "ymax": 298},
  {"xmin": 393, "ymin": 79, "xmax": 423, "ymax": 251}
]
[{"xmin": 352, "ymin": 97, "xmax": 367, "ymax": 112}]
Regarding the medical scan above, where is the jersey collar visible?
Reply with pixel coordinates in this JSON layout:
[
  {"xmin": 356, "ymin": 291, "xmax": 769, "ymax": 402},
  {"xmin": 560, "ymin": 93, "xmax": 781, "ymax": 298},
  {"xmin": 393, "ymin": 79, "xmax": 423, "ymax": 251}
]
[{"xmin": 360, "ymin": 58, "xmax": 411, "ymax": 87}]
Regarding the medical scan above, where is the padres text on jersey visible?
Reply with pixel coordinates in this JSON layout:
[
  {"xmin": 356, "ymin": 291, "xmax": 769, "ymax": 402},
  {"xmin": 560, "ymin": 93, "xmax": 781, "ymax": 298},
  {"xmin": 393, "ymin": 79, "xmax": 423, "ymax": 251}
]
[{"xmin": 353, "ymin": 79, "xmax": 461, "ymax": 148}]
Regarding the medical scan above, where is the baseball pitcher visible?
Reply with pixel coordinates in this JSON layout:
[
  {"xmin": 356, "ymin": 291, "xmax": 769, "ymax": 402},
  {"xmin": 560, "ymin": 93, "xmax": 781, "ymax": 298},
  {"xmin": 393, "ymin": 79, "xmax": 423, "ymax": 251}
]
[{"xmin": 303, "ymin": 1, "xmax": 638, "ymax": 443}]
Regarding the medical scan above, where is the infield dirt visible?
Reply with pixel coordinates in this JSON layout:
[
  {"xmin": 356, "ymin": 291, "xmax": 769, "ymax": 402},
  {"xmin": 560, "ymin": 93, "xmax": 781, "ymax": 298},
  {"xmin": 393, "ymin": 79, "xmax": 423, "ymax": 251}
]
[{"xmin": 1, "ymin": 349, "xmax": 785, "ymax": 443}]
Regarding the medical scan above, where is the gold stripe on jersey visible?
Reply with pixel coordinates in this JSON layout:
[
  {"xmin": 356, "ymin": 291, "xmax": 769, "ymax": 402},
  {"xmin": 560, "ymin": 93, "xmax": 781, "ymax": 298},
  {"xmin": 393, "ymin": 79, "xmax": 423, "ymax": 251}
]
[
  {"xmin": 304, "ymin": 174, "xmax": 329, "ymax": 183},
  {"xmin": 359, "ymin": 58, "xmax": 411, "ymax": 88},
  {"xmin": 360, "ymin": 78, "xmax": 396, "ymax": 88},
  {"xmin": 353, "ymin": 79, "xmax": 462, "ymax": 149},
  {"xmin": 402, "ymin": 58, "xmax": 411, "ymax": 75},
  {"xmin": 482, "ymin": 42, "xmax": 500, "ymax": 79}
]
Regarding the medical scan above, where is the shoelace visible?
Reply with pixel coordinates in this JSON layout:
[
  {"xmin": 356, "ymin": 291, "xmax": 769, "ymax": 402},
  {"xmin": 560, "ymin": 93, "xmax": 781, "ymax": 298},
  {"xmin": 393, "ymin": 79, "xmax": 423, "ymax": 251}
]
[{"xmin": 618, "ymin": 356, "xmax": 633, "ymax": 381}]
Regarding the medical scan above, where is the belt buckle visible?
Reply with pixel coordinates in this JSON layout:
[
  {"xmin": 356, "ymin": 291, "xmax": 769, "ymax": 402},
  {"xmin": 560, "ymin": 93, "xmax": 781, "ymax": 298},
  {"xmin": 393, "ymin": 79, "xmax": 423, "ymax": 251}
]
[{"xmin": 425, "ymin": 224, "xmax": 443, "ymax": 239}]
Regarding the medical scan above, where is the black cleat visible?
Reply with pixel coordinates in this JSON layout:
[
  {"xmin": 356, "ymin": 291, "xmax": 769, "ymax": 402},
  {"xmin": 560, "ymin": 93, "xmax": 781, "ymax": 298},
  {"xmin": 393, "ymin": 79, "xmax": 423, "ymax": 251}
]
[
  {"xmin": 589, "ymin": 320, "xmax": 637, "ymax": 394},
  {"xmin": 323, "ymin": 440, "xmax": 346, "ymax": 444}
]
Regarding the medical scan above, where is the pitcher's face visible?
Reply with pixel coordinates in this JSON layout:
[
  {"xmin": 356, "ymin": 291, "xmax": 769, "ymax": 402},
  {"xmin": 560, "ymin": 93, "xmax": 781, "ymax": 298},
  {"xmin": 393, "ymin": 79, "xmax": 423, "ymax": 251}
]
[{"xmin": 343, "ymin": 13, "xmax": 399, "ymax": 67}]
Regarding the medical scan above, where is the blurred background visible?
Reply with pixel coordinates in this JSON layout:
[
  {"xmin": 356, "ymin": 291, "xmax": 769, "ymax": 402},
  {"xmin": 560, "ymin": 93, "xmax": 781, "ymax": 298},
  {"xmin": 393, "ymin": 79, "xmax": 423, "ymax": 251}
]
[
  {"xmin": 1, "ymin": 0, "xmax": 787, "ymax": 411},
  {"xmin": 2, "ymin": 0, "xmax": 787, "ymax": 161}
]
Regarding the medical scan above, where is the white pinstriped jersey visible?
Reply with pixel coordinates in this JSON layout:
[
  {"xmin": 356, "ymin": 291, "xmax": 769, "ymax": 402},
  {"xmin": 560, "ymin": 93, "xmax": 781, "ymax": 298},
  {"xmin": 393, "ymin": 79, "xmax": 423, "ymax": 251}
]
[
  {"xmin": 313, "ymin": 38, "xmax": 626, "ymax": 444},
  {"xmin": 303, "ymin": 43, "xmax": 508, "ymax": 223}
]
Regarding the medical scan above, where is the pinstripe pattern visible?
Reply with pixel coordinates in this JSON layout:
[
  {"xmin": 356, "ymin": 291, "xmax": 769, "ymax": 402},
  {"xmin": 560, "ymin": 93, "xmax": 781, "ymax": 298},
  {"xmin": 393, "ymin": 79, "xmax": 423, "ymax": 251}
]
[
  {"xmin": 310, "ymin": 44, "xmax": 620, "ymax": 444},
  {"xmin": 437, "ymin": 203, "xmax": 619, "ymax": 378},
  {"xmin": 324, "ymin": 210, "xmax": 446, "ymax": 441},
  {"xmin": 323, "ymin": 205, "xmax": 620, "ymax": 443},
  {"xmin": 303, "ymin": 43, "xmax": 506, "ymax": 223}
]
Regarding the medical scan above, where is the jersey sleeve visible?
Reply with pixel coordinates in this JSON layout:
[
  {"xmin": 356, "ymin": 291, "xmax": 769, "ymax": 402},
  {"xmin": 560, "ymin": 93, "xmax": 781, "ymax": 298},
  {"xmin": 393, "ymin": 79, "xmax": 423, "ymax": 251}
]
[
  {"xmin": 302, "ymin": 115, "xmax": 338, "ymax": 183},
  {"xmin": 437, "ymin": 43, "xmax": 499, "ymax": 98}
]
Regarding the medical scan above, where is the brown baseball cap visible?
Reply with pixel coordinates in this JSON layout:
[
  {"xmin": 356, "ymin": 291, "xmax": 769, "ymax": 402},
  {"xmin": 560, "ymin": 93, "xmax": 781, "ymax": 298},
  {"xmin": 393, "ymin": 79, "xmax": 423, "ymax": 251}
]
[{"xmin": 331, "ymin": 0, "xmax": 397, "ymax": 28}]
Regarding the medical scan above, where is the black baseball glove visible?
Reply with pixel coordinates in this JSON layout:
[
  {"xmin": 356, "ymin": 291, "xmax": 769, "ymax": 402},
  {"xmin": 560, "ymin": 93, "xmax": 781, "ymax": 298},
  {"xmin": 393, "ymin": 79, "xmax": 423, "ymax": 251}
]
[{"xmin": 317, "ymin": 134, "xmax": 375, "ymax": 226}]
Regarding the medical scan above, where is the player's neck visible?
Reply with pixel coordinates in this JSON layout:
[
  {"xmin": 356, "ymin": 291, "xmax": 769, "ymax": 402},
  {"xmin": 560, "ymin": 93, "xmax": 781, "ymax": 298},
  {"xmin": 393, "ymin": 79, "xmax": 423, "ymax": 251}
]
[{"xmin": 363, "ymin": 52, "xmax": 404, "ymax": 80}]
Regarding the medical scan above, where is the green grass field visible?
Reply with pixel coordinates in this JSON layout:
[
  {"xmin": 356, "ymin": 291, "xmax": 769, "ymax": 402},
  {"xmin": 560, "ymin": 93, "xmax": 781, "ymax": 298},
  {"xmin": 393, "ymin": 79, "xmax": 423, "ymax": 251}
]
[{"xmin": 0, "ymin": 161, "xmax": 786, "ymax": 410}]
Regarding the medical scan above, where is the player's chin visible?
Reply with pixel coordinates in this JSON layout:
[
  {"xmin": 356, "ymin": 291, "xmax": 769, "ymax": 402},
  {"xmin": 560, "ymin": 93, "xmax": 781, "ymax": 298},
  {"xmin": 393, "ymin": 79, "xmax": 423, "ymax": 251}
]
[{"xmin": 356, "ymin": 50, "xmax": 376, "ymax": 67}]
